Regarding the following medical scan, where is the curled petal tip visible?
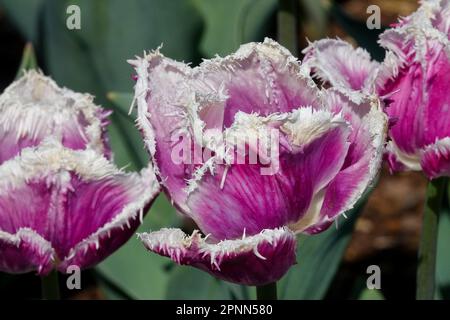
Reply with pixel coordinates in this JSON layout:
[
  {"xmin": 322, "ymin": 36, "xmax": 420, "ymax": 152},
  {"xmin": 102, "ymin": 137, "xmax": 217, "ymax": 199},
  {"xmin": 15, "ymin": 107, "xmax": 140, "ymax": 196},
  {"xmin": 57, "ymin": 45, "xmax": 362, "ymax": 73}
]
[
  {"xmin": 139, "ymin": 227, "xmax": 297, "ymax": 286},
  {"xmin": 0, "ymin": 70, "xmax": 111, "ymax": 164},
  {"xmin": 302, "ymin": 38, "xmax": 380, "ymax": 103},
  {"xmin": 421, "ymin": 138, "xmax": 450, "ymax": 179},
  {"xmin": 378, "ymin": 0, "xmax": 450, "ymax": 176},
  {"xmin": 0, "ymin": 142, "xmax": 160, "ymax": 274}
]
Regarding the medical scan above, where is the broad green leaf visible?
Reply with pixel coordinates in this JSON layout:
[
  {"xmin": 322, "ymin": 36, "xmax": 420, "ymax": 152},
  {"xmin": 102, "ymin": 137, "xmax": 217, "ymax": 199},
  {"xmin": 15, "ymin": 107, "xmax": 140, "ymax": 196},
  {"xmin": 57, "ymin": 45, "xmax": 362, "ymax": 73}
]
[
  {"xmin": 437, "ymin": 202, "xmax": 450, "ymax": 299},
  {"xmin": 193, "ymin": 0, "xmax": 277, "ymax": 57},
  {"xmin": 299, "ymin": 0, "xmax": 327, "ymax": 39},
  {"xmin": 107, "ymin": 92, "xmax": 135, "ymax": 119},
  {"xmin": 98, "ymin": 282, "xmax": 127, "ymax": 300},
  {"xmin": 106, "ymin": 92, "xmax": 145, "ymax": 170},
  {"xmin": 166, "ymin": 267, "xmax": 231, "ymax": 300},
  {"xmin": 279, "ymin": 200, "xmax": 365, "ymax": 299},
  {"xmin": 224, "ymin": 282, "xmax": 256, "ymax": 300},
  {"xmin": 0, "ymin": 0, "xmax": 45, "ymax": 41},
  {"xmin": 15, "ymin": 43, "xmax": 38, "ymax": 78},
  {"xmin": 358, "ymin": 288, "xmax": 385, "ymax": 300},
  {"xmin": 54, "ymin": 0, "xmax": 202, "ymax": 92},
  {"xmin": 97, "ymin": 194, "xmax": 179, "ymax": 299},
  {"xmin": 40, "ymin": 0, "xmax": 202, "ymax": 171},
  {"xmin": 165, "ymin": 267, "xmax": 256, "ymax": 300}
]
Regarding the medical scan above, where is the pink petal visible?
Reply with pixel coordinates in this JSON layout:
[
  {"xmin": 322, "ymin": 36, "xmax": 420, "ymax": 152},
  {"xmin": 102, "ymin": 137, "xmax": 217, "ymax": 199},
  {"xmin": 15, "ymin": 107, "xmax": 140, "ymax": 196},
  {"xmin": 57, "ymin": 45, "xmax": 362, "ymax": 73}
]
[
  {"xmin": 384, "ymin": 145, "xmax": 406, "ymax": 174},
  {"xmin": 380, "ymin": 60, "xmax": 426, "ymax": 154},
  {"xmin": 138, "ymin": 227, "xmax": 296, "ymax": 286},
  {"xmin": 0, "ymin": 228, "xmax": 55, "ymax": 275},
  {"xmin": 378, "ymin": 4, "xmax": 450, "ymax": 171},
  {"xmin": 0, "ymin": 71, "xmax": 111, "ymax": 164},
  {"xmin": 427, "ymin": 0, "xmax": 450, "ymax": 37},
  {"xmin": 186, "ymin": 108, "xmax": 351, "ymax": 240},
  {"xmin": 422, "ymin": 45, "xmax": 450, "ymax": 144},
  {"xmin": 130, "ymin": 39, "xmax": 320, "ymax": 212},
  {"xmin": 421, "ymin": 138, "xmax": 450, "ymax": 179},
  {"xmin": 0, "ymin": 140, "xmax": 159, "ymax": 274},
  {"xmin": 302, "ymin": 91, "xmax": 387, "ymax": 233},
  {"xmin": 200, "ymin": 39, "xmax": 320, "ymax": 126},
  {"xmin": 131, "ymin": 51, "xmax": 198, "ymax": 212},
  {"xmin": 302, "ymin": 38, "xmax": 379, "ymax": 103}
]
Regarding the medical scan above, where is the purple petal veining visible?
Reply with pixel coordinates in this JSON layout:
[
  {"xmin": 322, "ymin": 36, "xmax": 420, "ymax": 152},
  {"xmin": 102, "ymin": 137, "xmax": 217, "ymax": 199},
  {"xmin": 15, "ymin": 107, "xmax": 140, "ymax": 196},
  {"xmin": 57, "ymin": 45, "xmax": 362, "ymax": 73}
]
[
  {"xmin": 0, "ymin": 140, "xmax": 160, "ymax": 274},
  {"xmin": 0, "ymin": 72, "xmax": 160, "ymax": 275},
  {"xmin": 0, "ymin": 70, "xmax": 111, "ymax": 164},
  {"xmin": 131, "ymin": 38, "xmax": 387, "ymax": 285},
  {"xmin": 302, "ymin": 0, "xmax": 450, "ymax": 180},
  {"xmin": 139, "ymin": 227, "xmax": 296, "ymax": 286}
]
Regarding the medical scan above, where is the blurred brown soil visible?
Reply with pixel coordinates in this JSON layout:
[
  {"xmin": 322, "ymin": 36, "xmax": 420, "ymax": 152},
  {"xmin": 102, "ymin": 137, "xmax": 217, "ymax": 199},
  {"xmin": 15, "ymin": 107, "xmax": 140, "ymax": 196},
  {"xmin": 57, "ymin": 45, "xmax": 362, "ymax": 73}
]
[
  {"xmin": 333, "ymin": 0, "xmax": 425, "ymax": 262},
  {"xmin": 327, "ymin": 0, "xmax": 419, "ymax": 44},
  {"xmin": 341, "ymin": 0, "xmax": 419, "ymax": 25},
  {"xmin": 347, "ymin": 166, "xmax": 427, "ymax": 263}
]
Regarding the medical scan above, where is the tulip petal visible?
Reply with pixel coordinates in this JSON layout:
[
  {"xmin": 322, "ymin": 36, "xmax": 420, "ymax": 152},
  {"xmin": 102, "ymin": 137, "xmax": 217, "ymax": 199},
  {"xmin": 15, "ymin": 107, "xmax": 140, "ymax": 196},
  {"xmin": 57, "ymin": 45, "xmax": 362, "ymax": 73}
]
[
  {"xmin": 199, "ymin": 38, "xmax": 320, "ymax": 126},
  {"xmin": 379, "ymin": 4, "xmax": 450, "ymax": 159},
  {"xmin": 0, "ymin": 71, "xmax": 110, "ymax": 164},
  {"xmin": 302, "ymin": 38, "xmax": 379, "ymax": 103},
  {"xmin": 381, "ymin": 61, "xmax": 426, "ymax": 154},
  {"xmin": 421, "ymin": 138, "xmax": 450, "ymax": 179},
  {"xmin": 427, "ymin": 0, "xmax": 450, "ymax": 37},
  {"xmin": 138, "ymin": 227, "xmax": 296, "ymax": 286},
  {"xmin": 383, "ymin": 45, "xmax": 450, "ymax": 150},
  {"xmin": 422, "ymin": 45, "xmax": 450, "ymax": 143},
  {"xmin": 130, "ymin": 50, "xmax": 202, "ymax": 212},
  {"xmin": 59, "ymin": 165, "xmax": 159, "ymax": 271},
  {"xmin": 384, "ymin": 142, "xmax": 407, "ymax": 174},
  {"xmin": 299, "ymin": 92, "xmax": 387, "ymax": 233},
  {"xmin": 0, "ymin": 228, "xmax": 55, "ymax": 274},
  {"xmin": 386, "ymin": 140, "xmax": 422, "ymax": 172},
  {"xmin": 186, "ymin": 108, "xmax": 350, "ymax": 240},
  {"xmin": 130, "ymin": 39, "xmax": 320, "ymax": 211},
  {"xmin": 0, "ymin": 140, "xmax": 159, "ymax": 273}
]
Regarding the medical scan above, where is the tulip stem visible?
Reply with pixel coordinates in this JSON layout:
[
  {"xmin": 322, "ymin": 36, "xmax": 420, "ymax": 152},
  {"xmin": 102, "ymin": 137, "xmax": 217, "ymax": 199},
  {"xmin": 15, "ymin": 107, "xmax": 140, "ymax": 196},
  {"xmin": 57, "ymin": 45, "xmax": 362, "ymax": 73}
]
[
  {"xmin": 41, "ymin": 270, "xmax": 60, "ymax": 300},
  {"xmin": 256, "ymin": 282, "xmax": 277, "ymax": 300},
  {"xmin": 416, "ymin": 177, "xmax": 447, "ymax": 300}
]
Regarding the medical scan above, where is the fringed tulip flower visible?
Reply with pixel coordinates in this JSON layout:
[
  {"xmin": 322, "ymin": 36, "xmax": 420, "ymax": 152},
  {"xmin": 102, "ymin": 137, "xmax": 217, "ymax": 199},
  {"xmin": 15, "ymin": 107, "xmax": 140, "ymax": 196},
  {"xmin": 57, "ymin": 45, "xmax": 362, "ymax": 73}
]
[
  {"xmin": 0, "ymin": 70, "xmax": 111, "ymax": 163},
  {"xmin": 380, "ymin": 0, "xmax": 450, "ymax": 179},
  {"xmin": 0, "ymin": 72, "xmax": 160, "ymax": 275},
  {"xmin": 303, "ymin": 0, "xmax": 450, "ymax": 179},
  {"xmin": 130, "ymin": 38, "xmax": 387, "ymax": 285}
]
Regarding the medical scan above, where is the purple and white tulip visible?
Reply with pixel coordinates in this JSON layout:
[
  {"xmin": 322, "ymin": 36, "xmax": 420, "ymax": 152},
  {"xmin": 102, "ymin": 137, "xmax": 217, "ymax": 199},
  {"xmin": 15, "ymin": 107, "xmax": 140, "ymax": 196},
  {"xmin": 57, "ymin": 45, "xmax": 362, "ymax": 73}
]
[
  {"xmin": 0, "ymin": 71, "xmax": 111, "ymax": 164},
  {"xmin": 130, "ymin": 38, "xmax": 387, "ymax": 285},
  {"xmin": 380, "ymin": 0, "xmax": 450, "ymax": 179},
  {"xmin": 303, "ymin": 0, "xmax": 450, "ymax": 180},
  {"xmin": 0, "ymin": 72, "xmax": 160, "ymax": 275}
]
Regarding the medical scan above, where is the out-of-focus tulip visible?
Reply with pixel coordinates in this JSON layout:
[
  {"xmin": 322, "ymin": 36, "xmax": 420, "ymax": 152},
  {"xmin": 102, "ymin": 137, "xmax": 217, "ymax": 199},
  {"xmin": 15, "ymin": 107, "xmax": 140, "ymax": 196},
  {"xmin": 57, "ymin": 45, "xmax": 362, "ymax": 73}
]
[
  {"xmin": 0, "ymin": 70, "xmax": 111, "ymax": 164},
  {"xmin": 0, "ymin": 72, "xmax": 160, "ymax": 275},
  {"xmin": 130, "ymin": 38, "xmax": 387, "ymax": 285},
  {"xmin": 302, "ymin": 0, "xmax": 450, "ymax": 179}
]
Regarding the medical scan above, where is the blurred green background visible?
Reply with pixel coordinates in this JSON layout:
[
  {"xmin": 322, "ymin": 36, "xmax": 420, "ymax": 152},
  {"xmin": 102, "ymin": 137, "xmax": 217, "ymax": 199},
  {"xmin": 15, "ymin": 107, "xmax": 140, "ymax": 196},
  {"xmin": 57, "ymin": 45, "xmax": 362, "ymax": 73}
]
[{"xmin": 0, "ymin": 0, "xmax": 448, "ymax": 300}]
